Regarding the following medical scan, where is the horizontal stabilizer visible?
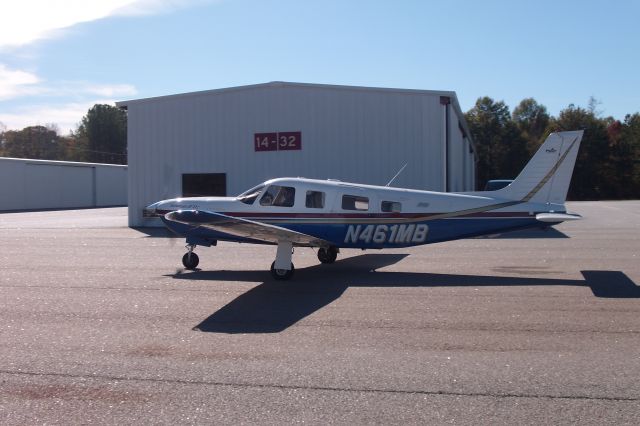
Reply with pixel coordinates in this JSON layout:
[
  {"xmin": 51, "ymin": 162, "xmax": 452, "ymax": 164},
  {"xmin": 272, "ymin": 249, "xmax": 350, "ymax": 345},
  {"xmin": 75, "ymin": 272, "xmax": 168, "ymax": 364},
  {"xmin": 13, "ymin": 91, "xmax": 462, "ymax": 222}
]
[{"xmin": 536, "ymin": 212, "xmax": 582, "ymax": 223}]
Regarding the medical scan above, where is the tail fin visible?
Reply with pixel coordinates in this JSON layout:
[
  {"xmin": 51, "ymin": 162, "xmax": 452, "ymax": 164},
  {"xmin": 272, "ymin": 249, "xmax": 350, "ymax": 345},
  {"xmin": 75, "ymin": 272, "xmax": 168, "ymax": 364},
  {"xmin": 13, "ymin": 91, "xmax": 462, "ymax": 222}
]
[{"xmin": 495, "ymin": 130, "xmax": 583, "ymax": 204}]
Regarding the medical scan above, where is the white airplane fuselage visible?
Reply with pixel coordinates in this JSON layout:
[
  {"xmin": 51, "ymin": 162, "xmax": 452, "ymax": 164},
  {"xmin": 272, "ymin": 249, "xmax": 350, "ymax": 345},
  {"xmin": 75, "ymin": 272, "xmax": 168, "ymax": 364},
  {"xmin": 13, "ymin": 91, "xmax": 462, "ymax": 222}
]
[
  {"xmin": 146, "ymin": 130, "xmax": 583, "ymax": 279},
  {"xmin": 147, "ymin": 177, "xmax": 570, "ymax": 249}
]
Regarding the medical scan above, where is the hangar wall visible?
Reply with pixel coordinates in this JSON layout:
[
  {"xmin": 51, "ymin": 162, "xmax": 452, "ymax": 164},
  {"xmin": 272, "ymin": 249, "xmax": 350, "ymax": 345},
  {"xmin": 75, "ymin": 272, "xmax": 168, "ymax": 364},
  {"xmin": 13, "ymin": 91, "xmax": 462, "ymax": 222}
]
[
  {"xmin": 0, "ymin": 157, "xmax": 127, "ymax": 211},
  {"xmin": 447, "ymin": 106, "xmax": 476, "ymax": 193},
  {"xmin": 119, "ymin": 82, "xmax": 476, "ymax": 227}
]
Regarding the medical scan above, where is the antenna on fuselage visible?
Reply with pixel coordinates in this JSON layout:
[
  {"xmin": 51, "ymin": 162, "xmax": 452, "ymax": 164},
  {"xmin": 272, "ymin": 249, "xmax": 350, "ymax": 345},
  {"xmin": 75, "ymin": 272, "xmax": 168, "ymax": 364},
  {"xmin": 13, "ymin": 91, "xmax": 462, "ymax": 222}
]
[{"xmin": 386, "ymin": 163, "xmax": 408, "ymax": 187}]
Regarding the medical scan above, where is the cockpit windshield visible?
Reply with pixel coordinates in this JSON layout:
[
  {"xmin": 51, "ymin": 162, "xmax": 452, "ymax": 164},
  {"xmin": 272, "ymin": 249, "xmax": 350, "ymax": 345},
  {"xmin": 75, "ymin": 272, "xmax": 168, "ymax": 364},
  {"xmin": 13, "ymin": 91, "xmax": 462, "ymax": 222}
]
[
  {"xmin": 236, "ymin": 184, "xmax": 265, "ymax": 205},
  {"xmin": 260, "ymin": 185, "xmax": 296, "ymax": 207}
]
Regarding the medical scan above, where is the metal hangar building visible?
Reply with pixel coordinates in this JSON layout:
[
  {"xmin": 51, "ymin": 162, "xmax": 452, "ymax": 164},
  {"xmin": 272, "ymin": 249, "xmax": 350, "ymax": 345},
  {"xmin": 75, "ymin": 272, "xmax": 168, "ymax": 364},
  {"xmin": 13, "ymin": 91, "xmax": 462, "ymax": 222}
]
[
  {"xmin": 0, "ymin": 157, "xmax": 127, "ymax": 211},
  {"xmin": 117, "ymin": 82, "xmax": 476, "ymax": 227}
]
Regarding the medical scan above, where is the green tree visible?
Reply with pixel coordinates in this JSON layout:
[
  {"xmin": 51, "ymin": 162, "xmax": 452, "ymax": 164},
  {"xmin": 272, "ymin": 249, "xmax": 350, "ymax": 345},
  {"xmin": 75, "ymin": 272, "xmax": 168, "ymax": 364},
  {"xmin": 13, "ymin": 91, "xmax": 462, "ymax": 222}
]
[
  {"xmin": 620, "ymin": 113, "xmax": 640, "ymax": 198},
  {"xmin": 0, "ymin": 121, "xmax": 6, "ymax": 156},
  {"xmin": 512, "ymin": 98, "xmax": 550, "ymax": 154},
  {"xmin": 464, "ymin": 97, "xmax": 528, "ymax": 189},
  {"xmin": 75, "ymin": 104, "xmax": 127, "ymax": 164},
  {"xmin": 59, "ymin": 134, "xmax": 90, "ymax": 162},
  {"xmin": 1, "ymin": 125, "xmax": 63, "ymax": 160}
]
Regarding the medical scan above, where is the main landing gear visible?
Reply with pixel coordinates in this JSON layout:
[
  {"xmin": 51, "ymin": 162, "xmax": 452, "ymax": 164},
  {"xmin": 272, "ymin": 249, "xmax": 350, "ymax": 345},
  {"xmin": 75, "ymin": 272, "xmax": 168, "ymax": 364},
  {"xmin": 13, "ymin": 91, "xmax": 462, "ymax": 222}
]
[
  {"xmin": 182, "ymin": 244, "xmax": 199, "ymax": 270},
  {"xmin": 179, "ymin": 242, "xmax": 339, "ymax": 281},
  {"xmin": 317, "ymin": 246, "xmax": 338, "ymax": 264}
]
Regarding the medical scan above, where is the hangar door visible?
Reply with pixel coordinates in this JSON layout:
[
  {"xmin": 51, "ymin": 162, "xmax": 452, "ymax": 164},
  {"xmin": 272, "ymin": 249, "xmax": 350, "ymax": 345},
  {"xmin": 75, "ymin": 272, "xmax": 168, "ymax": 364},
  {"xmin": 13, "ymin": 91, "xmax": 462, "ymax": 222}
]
[
  {"xmin": 25, "ymin": 164, "xmax": 94, "ymax": 209},
  {"xmin": 182, "ymin": 173, "xmax": 227, "ymax": 197}
]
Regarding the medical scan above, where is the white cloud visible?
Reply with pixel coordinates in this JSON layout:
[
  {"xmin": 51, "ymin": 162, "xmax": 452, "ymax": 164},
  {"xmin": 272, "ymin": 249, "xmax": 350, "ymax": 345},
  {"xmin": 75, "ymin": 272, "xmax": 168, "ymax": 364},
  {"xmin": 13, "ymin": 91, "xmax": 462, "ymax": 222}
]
[
  {"xmin": 0, "ymin": 0, "xmax": 212, "ymax": 48},
  {"xmin": 0, "ymin": 0, "xmax": 203, "ymax": 132},
  {"xmin": 112, "ymin": 0, "xmax": 213, "ymax": 16},
  {"xmin": 1, "ymin": 1, "xmax": 135, "ymax": 48},
  {"xmin": 81, "ymin": 83, "xmax": 138, "ymax": 97},
  {"xmin": 0, "ymin": 65, "xmax": 41, "ymax": 100},
  {"xmin": 0, "ymin": 63, "xmax": 138, "ymax": 102},
  {"xmin": 0, "ymin": 100, "xmax": 120, "ymax": 135},
  {"xmin": 0, "ymin": 64, "xmax": 136, "ymax": 133}
]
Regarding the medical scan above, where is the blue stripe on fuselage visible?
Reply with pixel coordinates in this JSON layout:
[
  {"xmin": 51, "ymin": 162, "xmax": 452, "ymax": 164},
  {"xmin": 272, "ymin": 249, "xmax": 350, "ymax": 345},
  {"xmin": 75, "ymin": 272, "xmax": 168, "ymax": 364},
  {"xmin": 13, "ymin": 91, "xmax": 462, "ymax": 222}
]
[
  {"xmin": 163, "ymin": 214, "xmax": 543, "ymax": 249},
  {"xmin": 280, "ymin": 218, "xmax": 540, "ymax": 248}
]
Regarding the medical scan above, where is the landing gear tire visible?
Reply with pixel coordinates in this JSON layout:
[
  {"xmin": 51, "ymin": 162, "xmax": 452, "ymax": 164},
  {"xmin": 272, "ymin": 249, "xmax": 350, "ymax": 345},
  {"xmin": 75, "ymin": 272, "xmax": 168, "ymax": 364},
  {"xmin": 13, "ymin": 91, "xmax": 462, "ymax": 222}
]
[
  {"xmin": 182, "ymin": 252, "xmax": 199, "ymax": 270},
  {"xmin": 317, "ymin": 246, "xmax": 338, "ymax": 264},
  {"xmin": 270, "ymin": 261, "xmax": 294, "ymax": 280}
]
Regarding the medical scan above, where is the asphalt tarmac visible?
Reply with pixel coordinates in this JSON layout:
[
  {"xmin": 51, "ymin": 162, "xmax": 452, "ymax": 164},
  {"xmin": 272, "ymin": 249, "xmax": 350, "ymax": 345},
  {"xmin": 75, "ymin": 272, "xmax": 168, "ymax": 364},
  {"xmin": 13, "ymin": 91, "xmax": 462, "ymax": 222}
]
[{"xmin": 1, "ymin": 202, "xmax": 639, "ymax": 424}]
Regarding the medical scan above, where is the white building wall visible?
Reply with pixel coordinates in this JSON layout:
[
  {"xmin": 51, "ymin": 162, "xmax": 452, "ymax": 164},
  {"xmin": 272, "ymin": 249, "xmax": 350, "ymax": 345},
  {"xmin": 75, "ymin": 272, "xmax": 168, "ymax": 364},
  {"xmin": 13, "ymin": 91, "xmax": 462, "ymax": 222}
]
[
  {"xmin": 121, "ymin": 82, "xmax": 475, "ymax": 226},
  {"xmin": 96, "ymin": 166, "xmax": 128, "ymax": 206},
  {"xmin": 0, "ymin": 160, "xmax": 25, "ymax": 209},
  {"xmin": 24, "ymin": 163, "xmax": 93, "ymax": 209},
  {"xmin": 0, "ymin": 158, "xmax": 127, "ymax": 211}
]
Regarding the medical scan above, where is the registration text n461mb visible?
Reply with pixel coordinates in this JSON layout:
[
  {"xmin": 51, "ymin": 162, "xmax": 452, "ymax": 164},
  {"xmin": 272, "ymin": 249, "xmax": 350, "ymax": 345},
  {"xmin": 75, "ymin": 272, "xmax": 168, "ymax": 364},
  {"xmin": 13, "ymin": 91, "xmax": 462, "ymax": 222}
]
[{"xmin": 344, "ymin": 224, "xmax": 428, "ymax": 244}]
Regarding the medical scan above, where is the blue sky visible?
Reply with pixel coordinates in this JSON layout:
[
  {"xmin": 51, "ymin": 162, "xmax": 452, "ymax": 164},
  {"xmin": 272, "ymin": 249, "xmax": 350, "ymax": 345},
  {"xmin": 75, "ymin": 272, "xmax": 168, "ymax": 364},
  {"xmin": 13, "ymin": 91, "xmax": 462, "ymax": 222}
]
[{"xmin": 1, "ymin": 0, "xmax": 638, "ymax": 134}]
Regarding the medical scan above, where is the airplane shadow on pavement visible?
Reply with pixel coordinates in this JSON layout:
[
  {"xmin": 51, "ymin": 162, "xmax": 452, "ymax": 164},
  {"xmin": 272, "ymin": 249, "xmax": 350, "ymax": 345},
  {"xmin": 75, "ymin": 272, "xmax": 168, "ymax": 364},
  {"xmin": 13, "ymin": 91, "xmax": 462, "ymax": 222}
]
[{"xmin": 167, "ymin": 254, "xmax": 640, "ymax": 334}]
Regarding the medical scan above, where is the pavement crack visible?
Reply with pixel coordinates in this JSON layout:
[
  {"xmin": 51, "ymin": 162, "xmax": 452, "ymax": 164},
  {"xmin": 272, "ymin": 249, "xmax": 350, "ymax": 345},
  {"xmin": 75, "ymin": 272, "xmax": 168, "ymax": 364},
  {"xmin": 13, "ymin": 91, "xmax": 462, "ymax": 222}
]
[{"xmin": 0, "ymin": 369, "xmax": 637, "ymax": 403}]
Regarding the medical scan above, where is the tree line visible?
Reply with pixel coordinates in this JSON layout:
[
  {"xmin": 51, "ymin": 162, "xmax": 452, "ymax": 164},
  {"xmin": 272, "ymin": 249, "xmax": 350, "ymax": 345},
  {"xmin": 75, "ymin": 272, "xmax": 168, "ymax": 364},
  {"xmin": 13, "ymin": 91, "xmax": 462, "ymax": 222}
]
[
  {"xmin": 1, "ymin": 99, "xmax": 638, "ymax": 199},
  {"xmin": 465, "ymin": 97, "xmax": 640, "ymax": 200},
  {"xmin": 0, "ymin": 104, "xmax": 127, "ymax": 165}
]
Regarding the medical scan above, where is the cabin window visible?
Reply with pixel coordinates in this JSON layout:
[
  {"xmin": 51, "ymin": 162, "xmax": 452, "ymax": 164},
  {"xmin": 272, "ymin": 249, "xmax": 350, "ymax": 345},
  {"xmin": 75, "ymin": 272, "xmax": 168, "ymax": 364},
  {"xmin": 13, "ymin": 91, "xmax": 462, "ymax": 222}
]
[
  {"xmin": 342, "ymin": 195, "xmax": 369, "ymax": 211},
  {"xmin": 236, "ymin": 184, "xmax": 265, "ymax": 205},
  {"xmin": 260, "ymin": 185, "xmax": 296, "ymax": 207},
  {"xmin": 381, "ymin": 201, "xmax": 402, "ymax": 213},
  {"xmin": 305, "ymin": 191, "xmax": 325, "ymax": 208}
]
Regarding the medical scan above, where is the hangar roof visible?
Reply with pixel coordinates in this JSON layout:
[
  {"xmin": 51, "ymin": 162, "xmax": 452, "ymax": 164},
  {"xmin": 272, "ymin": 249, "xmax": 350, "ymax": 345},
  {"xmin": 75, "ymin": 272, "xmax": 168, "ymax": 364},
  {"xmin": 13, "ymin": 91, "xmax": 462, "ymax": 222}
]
[
  {"xmin": 116, "ymin": 81, "xmax": 475, "ymax": 152},
  {"xmin": 0, "ymin": 156, "xmax": 127, "ymax": 168}
]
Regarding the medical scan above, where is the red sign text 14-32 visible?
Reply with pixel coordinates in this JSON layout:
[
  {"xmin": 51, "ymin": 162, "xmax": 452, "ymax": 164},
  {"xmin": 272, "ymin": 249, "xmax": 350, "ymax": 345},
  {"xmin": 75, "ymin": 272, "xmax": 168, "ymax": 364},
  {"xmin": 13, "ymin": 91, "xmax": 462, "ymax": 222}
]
[{"xmin": 254, "ymin": 132, "xmax": 301, "ymax": 151}]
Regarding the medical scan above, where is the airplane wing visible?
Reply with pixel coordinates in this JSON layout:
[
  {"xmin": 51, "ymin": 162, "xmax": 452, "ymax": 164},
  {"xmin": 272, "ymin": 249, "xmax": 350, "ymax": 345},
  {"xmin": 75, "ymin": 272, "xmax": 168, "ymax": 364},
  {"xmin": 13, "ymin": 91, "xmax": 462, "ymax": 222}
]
[{"xmin": 164, "ymin": 210, "xmax": 331, "ymax": 247}]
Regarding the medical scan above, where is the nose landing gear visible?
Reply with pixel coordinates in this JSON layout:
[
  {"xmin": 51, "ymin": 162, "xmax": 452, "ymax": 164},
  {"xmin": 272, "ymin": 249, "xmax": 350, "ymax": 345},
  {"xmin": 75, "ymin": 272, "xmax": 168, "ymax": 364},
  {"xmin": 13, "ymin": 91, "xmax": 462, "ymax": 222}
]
[
  {"xmin": 270, "ymin": 261, "xmax": 295, "ymax": 280},
  {"xmin": 271, "ymin": 240, "xmax": 294, "ymax": 280}
]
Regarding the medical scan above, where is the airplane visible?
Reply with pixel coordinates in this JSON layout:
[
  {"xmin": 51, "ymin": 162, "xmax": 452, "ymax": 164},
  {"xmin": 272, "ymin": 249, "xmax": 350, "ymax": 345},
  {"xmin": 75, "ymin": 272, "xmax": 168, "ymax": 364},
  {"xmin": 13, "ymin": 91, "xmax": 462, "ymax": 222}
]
[{"xmin": 145, "ymin": 130, "xmax": 583, "ymax": 280}]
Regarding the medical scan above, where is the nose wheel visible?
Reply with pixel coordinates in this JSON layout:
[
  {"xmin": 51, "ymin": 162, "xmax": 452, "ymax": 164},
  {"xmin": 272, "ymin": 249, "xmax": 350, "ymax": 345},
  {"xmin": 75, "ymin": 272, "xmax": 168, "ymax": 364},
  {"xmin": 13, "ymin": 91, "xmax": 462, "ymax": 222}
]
[
  {"xmin": 270, "ymin": 261, "xmax": 295, "ymax": 280},
  {"xmin": 270, "ymin": 240, "xmax": 295, "ymax": 280},
  {"xmin": 182, "ymin": 244, "xmax": 199, "ymax": 270}
]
